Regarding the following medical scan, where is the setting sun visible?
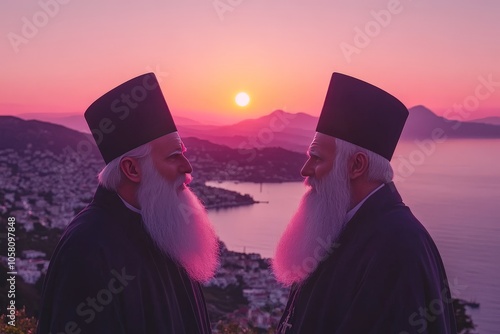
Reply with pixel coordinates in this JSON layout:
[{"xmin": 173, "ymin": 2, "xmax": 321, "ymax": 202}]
[{"xmin": 235, "ymin": 92, "xmax": 250, "ymax": 107}]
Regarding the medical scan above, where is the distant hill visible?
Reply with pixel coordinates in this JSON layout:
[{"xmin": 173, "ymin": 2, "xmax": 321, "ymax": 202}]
[
  {"xmin": 0, "ymin": 116, "xmax": 305, "ymax": 183},
  {"xmin": 182, "ymin": 136, "xmax": 305, "ymax": 182},
  {"xmin": 401, "ymin": 106, "xmax": 500, "ymax": 140},
  {"xmin": 17, "ymin": 112, "xmax": 90, "ymax": 133},
  {"xmin": 469, "ymin": 116, "xmax": 500, "ymax": 126},
  {"xmin": 8, "ymin": 106, "xmax": 500, "ymax": 154},
  {"xmin": 0, "ymin": 116, "xmax": 100, "ymax": 157},
  {"xmin": 177, "ymin": 110, "xmax": 316, "ymax": 153},
  {"xmin": 17, "ymin": 112, "xmax": 203, "ymax": 132},
  {"xmin": 13, "ymin": 110, "xmax": 316, "ymax": 153},
  {"xmin": 184, "ymin": 107, "xmax": 500, "ymax": 150}
]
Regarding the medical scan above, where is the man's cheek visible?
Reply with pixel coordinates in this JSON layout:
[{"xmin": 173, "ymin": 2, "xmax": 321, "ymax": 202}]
[{"xmin": 158, "ymin": 167, "xmax": 177, "ymax": 182}]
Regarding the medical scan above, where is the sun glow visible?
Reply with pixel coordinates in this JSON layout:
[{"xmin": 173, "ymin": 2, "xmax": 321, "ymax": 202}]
[{"xmin": 235, "ymin": 92, "xmax": 250, "ymax": 107}]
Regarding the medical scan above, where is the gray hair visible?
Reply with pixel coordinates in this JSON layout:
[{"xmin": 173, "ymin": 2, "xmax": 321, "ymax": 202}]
[
  {"xmin": 335, "ymin": 138, "xmax": 393, "ymax": 183},
  {"xmin": 97, "ymin": 143, "xmax": 152, "ymax": 191}
]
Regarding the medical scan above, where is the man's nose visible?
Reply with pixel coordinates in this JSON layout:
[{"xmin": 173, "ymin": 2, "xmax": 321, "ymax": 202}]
[
  {"xmin": 180, "ymin": 155, "xmax": 193, "ymax": 174},
  {"xmin": 300, "ymin": 159, "xmax": 314, "ymax": 177}
]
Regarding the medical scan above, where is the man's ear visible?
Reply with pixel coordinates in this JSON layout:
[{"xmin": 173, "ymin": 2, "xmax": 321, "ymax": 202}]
[
  {"xmin": 348, "ymin": 152, "xmax": 369, "ymax": 180},
  {"xmin": 119, "ymin": 157, "xmax": 141, "ymax": 183}
]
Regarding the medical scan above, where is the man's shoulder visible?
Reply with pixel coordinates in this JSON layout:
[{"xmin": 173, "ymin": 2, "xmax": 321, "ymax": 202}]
[
  {"xmin": 366, "ymin": 205, "xmax": 440, "ymax": 261},
  {"xmin": 377, "ymin": 203, "xmax": 424, "ymax": 231},
  {"xmin": 55, "ymin": 204, "xmax": 142, "ymax": 261},
  {"xmin": 357, "ymin": 183, "xmax": 428, "ymax": 240},
  {"xmin": 64, "ymin": 205, "xmax": 119, "ymax": 241}
]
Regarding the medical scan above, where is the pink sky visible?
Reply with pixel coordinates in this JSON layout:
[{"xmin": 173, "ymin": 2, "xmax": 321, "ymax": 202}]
[{"xmin": 1, "ymin": 0, "xmax": 499, "ymax": 124}]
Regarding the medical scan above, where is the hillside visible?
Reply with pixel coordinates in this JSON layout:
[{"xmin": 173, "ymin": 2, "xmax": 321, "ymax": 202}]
[
  {"xmin": 0, "ymin": 116, "xmax": 100, "ymax": 157},
  {"xmin": 13, "ymin": 106, "xmax": 500, "ymax": 154},
  {"xmin": 401, "ymin": 105, "xmax": 500, "ymax": 140},
  {"xmin": 0, "ymin": 116, "xmax": 305, "ymax": 184}
]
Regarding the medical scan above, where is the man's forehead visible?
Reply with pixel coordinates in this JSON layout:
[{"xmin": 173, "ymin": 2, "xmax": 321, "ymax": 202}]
[
  {"xmin": 308, "ymin": 132, "xmax": 335, "ymax": 153},
  {"xmin": 152, "ymin": 132, "xmax": 185, "ymax": 152}
]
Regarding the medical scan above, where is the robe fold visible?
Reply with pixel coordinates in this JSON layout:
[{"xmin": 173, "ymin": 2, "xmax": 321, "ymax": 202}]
[
  {"xmin": 277, "ymin": 182, "xmax": 457, "ymax": 334},
  {"xmin": 37, "ymin": 186, "xmax": 211, "ymax": 334}
]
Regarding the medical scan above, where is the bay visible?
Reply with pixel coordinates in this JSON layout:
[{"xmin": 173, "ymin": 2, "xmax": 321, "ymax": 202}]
[{"xmin": 207, "ymin": 139, "xmax": 500, "ymax": 334}]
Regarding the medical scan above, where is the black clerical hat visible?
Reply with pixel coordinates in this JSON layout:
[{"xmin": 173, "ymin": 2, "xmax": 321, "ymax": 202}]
[
  {"xmin": 316, "ymin": 73, "xmax": 408, "ymax": 160},
  {"xmin": 84, "ymin": 73, "xmax": 177, "ymax": 164}
]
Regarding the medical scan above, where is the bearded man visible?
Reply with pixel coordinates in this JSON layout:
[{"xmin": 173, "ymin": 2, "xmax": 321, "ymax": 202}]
[
  {"xmin": 37, "ymin": 73, "xmax": 219, "ymax": 333},
  {"xmin": 273, "ymin": 73, "xmax": 457, "ymax": 333}
]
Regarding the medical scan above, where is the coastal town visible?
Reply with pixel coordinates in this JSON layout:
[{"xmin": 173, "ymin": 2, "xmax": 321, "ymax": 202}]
[
  {"xmin": 0, "ymin": 118, "xmax": 477, "ymax": 332},
  {"xmin": 0, "ymin": 134, "xmax": 301, "ymax": 331}
]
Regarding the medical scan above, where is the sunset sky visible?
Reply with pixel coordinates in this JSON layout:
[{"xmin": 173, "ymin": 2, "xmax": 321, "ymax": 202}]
[{"xmin": 1, "ymin": 0, "xmax": 499, "ymax": 124}]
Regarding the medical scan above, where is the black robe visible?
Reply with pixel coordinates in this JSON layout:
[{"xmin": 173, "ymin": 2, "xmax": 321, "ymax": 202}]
[
  {"xmin": 276, "ymin": 182, "xmax": 457, "ymax": 334},
  {"xmin": 37, "ymin": 186, "xmax": 211, "ymax": 334}
]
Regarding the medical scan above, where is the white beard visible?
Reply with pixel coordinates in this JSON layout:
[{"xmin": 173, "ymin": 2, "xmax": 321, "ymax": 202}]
[
  {"xmin": 137, "ymin": 157, "xmax": 219, "ymax": 282},
  {"xmin": 272, "ymin": 159, "xmax": 351, "ymax": 286}
]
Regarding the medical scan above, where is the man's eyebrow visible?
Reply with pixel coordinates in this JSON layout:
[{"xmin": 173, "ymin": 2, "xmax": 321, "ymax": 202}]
[
  {"xmin": 307, "ymin": 148, "xmax": 319, "ymax": 157},
  {"xmin": 167, "ymin": 147, "xmax": 184, "ymax": 157}
]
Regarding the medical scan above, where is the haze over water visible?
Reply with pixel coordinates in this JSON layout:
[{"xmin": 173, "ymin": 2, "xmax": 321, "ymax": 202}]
[{"xmin": 207, "ymin": 139, "xmax": 500, "ymax": 334}]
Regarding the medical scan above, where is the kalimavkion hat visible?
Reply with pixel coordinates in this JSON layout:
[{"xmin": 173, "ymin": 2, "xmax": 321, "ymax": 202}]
[
  {"xmin": 84, "ymin": 73, "xmax": 177, "ymax": 164},
  {"xmin": 316, "ymin": 72, "xmax": 408, "ymax": 161}
]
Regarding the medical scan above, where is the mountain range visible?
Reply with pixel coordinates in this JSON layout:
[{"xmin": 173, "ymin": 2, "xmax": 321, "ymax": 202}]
[
  {"xmin": 0, "ymin": 116, "xmax": 306, "ymax": 183},
  {"xmin": 0, "ymin": 116, "xmax": 99, "ymax": 156},
  {"xmin": 469, "ymin": 116, "xmax": 500, "ymax": 126},
  {"xmin": 8, "ymin": 106, "xmax": 500, "ymax": 153}
]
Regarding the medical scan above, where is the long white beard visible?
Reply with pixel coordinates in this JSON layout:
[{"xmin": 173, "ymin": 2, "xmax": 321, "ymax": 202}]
[
  {"xmin": 137, "ymin": 157, "xmax": 219, "ymax": 282},
  {"xmin": 272, "ymin": 160, "xmax": 351, "ymax": 286}
]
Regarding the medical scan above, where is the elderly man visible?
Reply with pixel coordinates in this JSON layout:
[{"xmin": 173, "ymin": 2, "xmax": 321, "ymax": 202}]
[
  {"xmin": 273, "ymin": 73, "xmax": 457, "ymax": 333},
  {"xmin": 37, "ymin": 73, "xmax": 219, "ymax": 333}
]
